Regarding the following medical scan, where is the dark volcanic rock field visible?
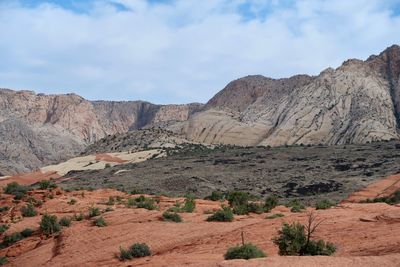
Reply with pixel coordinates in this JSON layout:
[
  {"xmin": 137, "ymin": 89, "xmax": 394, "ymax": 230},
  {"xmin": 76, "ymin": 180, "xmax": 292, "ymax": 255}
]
[{"xmin": 60, "ymin": 141, "xmax": 400, "ymax": 204}]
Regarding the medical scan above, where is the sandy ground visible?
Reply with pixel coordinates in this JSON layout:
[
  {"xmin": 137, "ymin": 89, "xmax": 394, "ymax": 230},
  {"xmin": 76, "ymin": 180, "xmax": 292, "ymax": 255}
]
[
  {"xmin": 0, "ymin": 187, "xmax": 399, "ymax": 267},
  {"xmin": 0, "ymin": 149, "xmax": 165, "ymax": 187}
]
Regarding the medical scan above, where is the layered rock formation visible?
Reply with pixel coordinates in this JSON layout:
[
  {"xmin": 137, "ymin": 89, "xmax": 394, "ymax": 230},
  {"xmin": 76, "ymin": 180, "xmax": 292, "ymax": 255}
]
[
  {"xmin": 0, "ymin": 89, "xmax": 202, "ymax": 175},
  {"xmin": 171, "ymin": 45, "xmax": 400, "ymax": 146}
]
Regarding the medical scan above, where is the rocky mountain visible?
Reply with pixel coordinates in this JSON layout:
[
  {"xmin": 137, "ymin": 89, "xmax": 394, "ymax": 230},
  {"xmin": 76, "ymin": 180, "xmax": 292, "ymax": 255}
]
[
  {"xmin": 170, "ymin": 45, "xmax": 400, "ymax": 146},
  {"xmin": 1, "ymin": 45, "xmax": 400, "ymax": 175},
  {"xmin": 0, "ymin": 89, "xmax": 202, "ymax": 175}
]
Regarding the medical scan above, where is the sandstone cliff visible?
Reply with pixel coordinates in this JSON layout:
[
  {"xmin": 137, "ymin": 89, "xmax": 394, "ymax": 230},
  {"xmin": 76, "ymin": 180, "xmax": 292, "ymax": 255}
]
[
  {"xmin": 170, "ymin": 45, "xmax": 400, "ymax": 146},
  {"xmin": 0, "ymin": 89, "xmax": 202, "ymax": 175}
]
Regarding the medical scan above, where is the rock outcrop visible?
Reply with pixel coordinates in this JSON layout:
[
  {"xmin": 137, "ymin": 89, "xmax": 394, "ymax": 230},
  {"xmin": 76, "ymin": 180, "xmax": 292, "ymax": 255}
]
[
  {"xmin": 0, "ymin": 89, "xmax": 202, "ymax": 175},
  {"xmin": 171, "ymin": 45, "xmax": 400, "ymax": 146}
]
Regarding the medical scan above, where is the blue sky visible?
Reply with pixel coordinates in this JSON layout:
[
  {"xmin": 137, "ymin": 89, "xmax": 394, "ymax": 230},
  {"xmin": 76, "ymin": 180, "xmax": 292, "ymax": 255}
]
[{"xmin": 0, "ymin": 0, "xmax": 400, "ymax": 104}]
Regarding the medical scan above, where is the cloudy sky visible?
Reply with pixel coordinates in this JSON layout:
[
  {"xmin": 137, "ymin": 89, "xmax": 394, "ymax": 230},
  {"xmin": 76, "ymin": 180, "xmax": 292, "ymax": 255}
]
[{"xmin": 0, "ymin": 0, "xmax": 399, "ymax": 104}]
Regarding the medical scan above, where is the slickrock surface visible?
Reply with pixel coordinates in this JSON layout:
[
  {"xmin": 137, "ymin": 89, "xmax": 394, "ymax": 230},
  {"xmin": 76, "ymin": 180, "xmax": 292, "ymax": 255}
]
[
  {"xmin": 346, "ymin": 173, "xmax": 400, "ymax": 203},
  {"xmin": 0, "ymin": 189, "xmax": 399, "ymax": 267}
]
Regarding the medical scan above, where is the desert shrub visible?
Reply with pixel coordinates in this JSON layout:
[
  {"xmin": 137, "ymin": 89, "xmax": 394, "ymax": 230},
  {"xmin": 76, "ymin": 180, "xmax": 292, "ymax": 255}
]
[
  {"xmin": 130, "ymin": 243, "xmax": 151, "ymax": 258},
  {"xmin": 104, "ymin": 207, "xmax": 114, "ymax": 212},
  {"xmin": 168, "ymin": 197, "xmax": 196, "ymax": 213},
  {"xmin": 305, "ymin": 240, "xmax": 336, "ymax": 256},
  {"xmin": 286, "ymin": 200, "xmax": 305, "ymax": 212},
  {"xmin": 264, "ymin": 195, "xmax": 279, "ymax": 212},
  {"xmin": 266, "ymin": 213, "xmax": 284, "ymax": 219},
  {"xmin": 247, "ymin": 202, "xmax": 265, "ymax": 214},
  {"xmin": 225, "ymin": 191, "xmax": 263, "ymax": 215},
  {"xmin": 1, "ymin": 232, "xmax": 22, "ymax": 247},
  {"xmin": 162, "ymin": 211, "xmax": 182, "ymax": 222},
  {"xmin": 88, "ymin": 207, "xmax": 101, "ymax": 217},
  {"xmin": 315, "ymin": 200, "xmax": 334, "ymax": 210},
  {"xmin": 20, "ymin": 228, "xmax": 34, "ymax": 238},
  {"xmin": 119, "ymin": 247, "xmax": 133, "ymax": 260},
  {"xmin": 182, "ymin": 197, "xmax": 196, "ymax": 212},
  {"xmin": 205, "ymin": 191, "xmax": 225, "ymax": 201},
  {"xmin": 67, "ymin": 199, "xmax": 77, "ymax": 205},
  {"xmin": 366, "ymin": 190, "xmax": 400, "ymax": 205},
  {"xmin": 73, "ymin": 213, "xmax": 85, "ymax": 221},
  {"xmin": 224, "ymin": 243, "xmax": 266, "ymax": 260},
  {"xmin": 59, "ymin": 217, "xmax": 72, "ymax": 227},
  {"xmin": 20, "ymin": 203, "xmax": 37, "ymax": 217},
  {"xmin": 106, "ymin": 196, "xmax": 115, "ymax": 205},
  {"xmin": 0, "ymin": 256, "xmax": 7, "ymax": 265},
  {"xmin": 0, "ymin": 206, "xmax": 9, "ymax": 213},
  {"xmin": 40, "ymin": 214, "xmax": 61, "ymax": 237},
  {"xmin": 38, "ymin": 180, "xmax": 57, "ymax": 190},
  {"xmin": 133, "ymin": 196, "xmax": 157, "ymax": 210},
  {"xmin": 273, "ymin": 214, "xmax": 336, "ymax": 256},
  {"xmin": 0, "ymin": 224, "xmax": 9, "ymax": 234},
  {"xmin": 4, "ymin": 182, "xmax": 28, "ymax": 200},
  {"xmin": 273, "ymin": 222, "xmax": 306, "ymax": 255},
  {"xmin": 93, "ymin": 217, "xmax": 107, "ymax": 227},
  {"xmin": 206, "ymin": 206, "xmax": 234, "ymax": 222}
]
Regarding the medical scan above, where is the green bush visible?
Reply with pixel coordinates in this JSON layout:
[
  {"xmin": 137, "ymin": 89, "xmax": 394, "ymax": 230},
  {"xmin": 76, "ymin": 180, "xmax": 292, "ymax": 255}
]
[
  {"xmin": 89, "ymin": 207, "xmax": 101, "ymax": 217},
  {"xmin": 0, "ymin": 256, "xmax": 7, "ymax": 265},
  {"xmin": 273, "ymin": 222, "xmax": 335, "ymax": 256},
  {"xmin": 4, "ymin": 182, "xmax": 28, "ymax": 200},
  {"xmin": 20, "ymin": 228, "xmax": 34, "ymax": 238},
  {"xmin": 68, "ymin": 199, "xmax": 77, "ymax": 205},
  {"xmin": 1, "ymin": 232, "xmax": 22, "ymax": 247},
  {"xmin": 20, "ymin": 203, "xmax": 37, "ymax": 217},
  {"xmin": 206, "ymin": 206, "xmax": 234, "ymax": 222},
  {"xmin": 119, "ymin": 247, "xmax": 133, "ymax": 260},
  {"xmin": 266, "ymin": 213, "xmax": 284, "ymax": 219},
  {"xmin": 286, "ymin": 200, "xmax": 305, "ymax": 213},
  {"xmin": 247, "ymin": 202, "xmax": 265, "ymax": 214},
  {"xmin": 264, "ymin": 195, "xmax": 279, "ymax": 212},
  {"xmin": 93, "ymin": 217, "xmax": 107, "ymax": 227},
  {"xmin": 38, "ymin": 180, "xmax": 57, "ymax": 190},
  {"xmin": 315, "ymin": 200, "xmax": 334, "ymax": 210},
  {"xmin": 73, "ymin": 213, "xmax": 84, "ymax": 221},
  {"xmin": 0, "ymin": 224, "xmax": 9, "ymax": 234},
  {"xmin": 162, "ymin": 211, "xmax": 182, "ymax": 222},
  {"xmin": 205, "ymin": 191, "xmax": 225, "ymax": 201},
  {"xmin": 133, "ymin": 196, "xmax": 157, "ymax": 210},
  {"xmin": 273, "ymin": 222, "xmax": 306, "ymax": 255},
  {"xmin": 40, "ymin": 214, "xmax": 61, "ymax": 237},
  {"xmin": 168, "ymin": 197, "xmax": 196, "ymax": 213},
  {"xmin": 130, "ymin": 243, "xmax": 151, "ymax": 258},
  {"xmin": 305, "ymin": 240, "xmax": 336, "ymax": 256},
  {"xmin": 59, "ymin": 217, "xmax": 72, "ymax": 227},
  {"xmin": 224, "ymin": 243, "xmax": 266, "ymax": 260}
]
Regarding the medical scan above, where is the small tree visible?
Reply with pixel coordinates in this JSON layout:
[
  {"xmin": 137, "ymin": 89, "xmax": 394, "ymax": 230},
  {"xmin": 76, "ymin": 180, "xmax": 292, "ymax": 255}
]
[{"xmin": 273, "ymin": 212, "xmax": 336, "ymax": 256}]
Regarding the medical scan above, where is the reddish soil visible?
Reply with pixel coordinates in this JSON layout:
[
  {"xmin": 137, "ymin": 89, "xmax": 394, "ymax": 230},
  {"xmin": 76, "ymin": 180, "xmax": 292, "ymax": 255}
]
[
  {"xmin": 0, "ymin": 188, "xmax": 399, "ymax": 267},
  {"xmin": 0, "ymin": 171, "xmax": 60, "ymax": 187},
  {"xmin": 346, "ymin": 173, "xmax": 400, "ymax": 203}
]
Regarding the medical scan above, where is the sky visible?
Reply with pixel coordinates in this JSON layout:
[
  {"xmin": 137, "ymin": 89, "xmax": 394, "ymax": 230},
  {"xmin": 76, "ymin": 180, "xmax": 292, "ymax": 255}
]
[{"xmin": 0, "ymin": 0, "xmax": 399, "ymax": 104}]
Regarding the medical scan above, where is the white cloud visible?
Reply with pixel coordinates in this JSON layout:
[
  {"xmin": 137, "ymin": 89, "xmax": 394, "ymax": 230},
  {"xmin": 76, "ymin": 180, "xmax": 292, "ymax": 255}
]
[{"xmin": 0, "ymin": 0, "xmax": 399, "ymax": 104}]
